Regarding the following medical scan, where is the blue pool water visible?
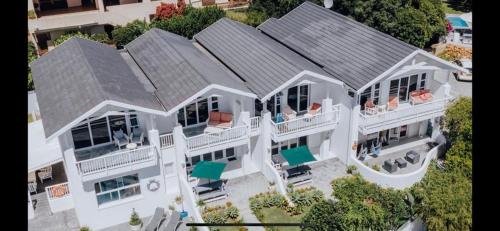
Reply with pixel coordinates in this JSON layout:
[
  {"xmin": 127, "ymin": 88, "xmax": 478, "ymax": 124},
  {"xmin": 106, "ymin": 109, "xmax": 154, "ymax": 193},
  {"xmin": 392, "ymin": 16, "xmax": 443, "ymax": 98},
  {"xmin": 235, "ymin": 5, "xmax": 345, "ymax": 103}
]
[{"xmin": 447, "ymin": 16, "xmax": 469, "ymax": 28}]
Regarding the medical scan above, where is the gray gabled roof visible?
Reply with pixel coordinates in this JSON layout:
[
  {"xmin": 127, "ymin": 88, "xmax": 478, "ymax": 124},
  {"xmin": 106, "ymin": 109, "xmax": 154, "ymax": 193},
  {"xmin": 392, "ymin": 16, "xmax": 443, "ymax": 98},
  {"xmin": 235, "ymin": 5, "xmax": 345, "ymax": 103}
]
[
  {"xmin": 31, "ymin": 38, "xmax": 163, "ymax": 138},
  {"xmin": 194, "ymin": 18, "xmax": 332, "ymax": 99},
  {"xmin": 125, "ymin": 28, "xmax": 253, "ymax": 112},
  {"xmin": 258, "ymin": 1, "xmax": 419, "ymax": 90}
]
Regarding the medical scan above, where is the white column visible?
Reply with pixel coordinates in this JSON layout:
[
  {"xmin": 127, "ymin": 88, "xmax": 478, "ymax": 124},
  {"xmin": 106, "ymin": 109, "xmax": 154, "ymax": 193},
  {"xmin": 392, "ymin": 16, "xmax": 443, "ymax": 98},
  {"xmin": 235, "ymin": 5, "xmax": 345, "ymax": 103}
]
[
  {"xmin": 28, "ymin": 191, "xmax": 34, "ymax": 220},
  {"xmin": 173, "ymin": 126, "xmax": 187, "ymax": 180},
  {"xmin": 261, "ymin": 112, "xmax": 272, "ymax": 166},
  {"xmin": 320, "ymin": 98, "xmax": 333, "ymax": 160},
  {"xmin": 96, "ymin": 0, "xmax": 105, "ymax": 12},
  {"xmin": 443, "ymin": 82, "xmax": 451, "ymax": 97},
  {"xmin": 346, "ymin": 105, "xmax": 361, "ymax": 166}
]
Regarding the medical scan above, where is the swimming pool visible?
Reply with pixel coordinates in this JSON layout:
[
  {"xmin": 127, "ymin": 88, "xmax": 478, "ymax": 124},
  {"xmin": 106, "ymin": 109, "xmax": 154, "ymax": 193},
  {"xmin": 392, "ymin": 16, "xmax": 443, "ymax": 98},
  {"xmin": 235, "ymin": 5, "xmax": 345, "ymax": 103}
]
[{"xmin": 447, "ymin": 16, "xmax": 470, "ymax": 29}]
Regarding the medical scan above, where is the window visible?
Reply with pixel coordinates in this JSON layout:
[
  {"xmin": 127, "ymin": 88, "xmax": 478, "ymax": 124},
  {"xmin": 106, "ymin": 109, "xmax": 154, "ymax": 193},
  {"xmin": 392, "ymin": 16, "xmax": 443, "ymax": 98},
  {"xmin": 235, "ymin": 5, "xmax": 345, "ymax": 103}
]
[
  {"xmin": 373, "ymin": 83, "xmax": 380, "ymax": 105},
  {"xmin": 71, "ymin": 123, "xmax": 92, "ymax": 149},
  {"xmin": 191, "ymin": 156, "xmax": 201, "ymax": 165},
  {"xmin": 254, "ymin": 99, "xmax": 263, "ymax": 117},
  {"xmin": 409, "ymin": 75, "xmax": 418, "ymax": 95},
  {"xmin": 214, "ymin": 150, "xmax": 224, "ymax": 160},
  {"xmin": 420, "ymin": 73, "xmax": 427, "ymax": 90},
  {"xmin": 389, "ymin": 79, "xmax": 399, "ymax": 99},
  {"xmin": 267, "ymin": 93, "xmax": 282, "ymax": 118},
  {"xmin": 226, "ymin": 148, "xmax": 235, "ymax": 157},
  {"xmin": 287, "ymin": 85, "xmax": 310, "ymax": 112},
  {"xmin": 95, "ymin": 174, "xmax": 140, "ymax": 206},
  {"xmin": 399, "ymin": 77, "xmax": 409, "ymax": 102},
  {"xmin": 211, "ymin": 97, "xmax": 219, "ymax": 112},
  {"xmin": 299, "ymin": 85, "xmax": 309, "ymax": 111},
  {"xmin": 203, "ymin": 153, "xmax": 212, "ymax": 161},
  {"xmin": 90, "ymin": 118, "xmax": 110, "ymax": 145},
  {"xmin": 129, "ymin": 113, "xmax": 139, "ymax": 130},
  {"xmin": 177, "ymin": 98, "xmax": 213, "ymax": 127},
  {"xmin": 299, "ymin": 136, "xmax": 307, "ymax": 146},
  {"xmin": 359, "ymin": 87, "xmax": 372, "ymax": 110}
]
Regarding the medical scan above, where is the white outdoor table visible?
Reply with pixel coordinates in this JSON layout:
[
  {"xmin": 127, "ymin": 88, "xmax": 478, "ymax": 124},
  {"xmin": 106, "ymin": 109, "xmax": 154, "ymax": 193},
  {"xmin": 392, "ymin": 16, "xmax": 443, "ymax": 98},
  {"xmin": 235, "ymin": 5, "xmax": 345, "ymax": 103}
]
[{"xmin": 126, "ymin": 143, "xmax": 137, "ymax": 150}]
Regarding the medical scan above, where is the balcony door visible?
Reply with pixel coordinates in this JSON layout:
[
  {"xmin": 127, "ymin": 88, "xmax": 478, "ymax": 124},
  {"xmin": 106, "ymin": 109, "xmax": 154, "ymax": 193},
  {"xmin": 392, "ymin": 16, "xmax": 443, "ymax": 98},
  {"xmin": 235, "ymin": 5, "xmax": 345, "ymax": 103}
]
[
  {"xmin": 388, "ymin": 73, "xmax": 427, "ymax": 103},
  {"xmin": 287, "ymin": 84, "xmax": 309, "ymax": 113}
]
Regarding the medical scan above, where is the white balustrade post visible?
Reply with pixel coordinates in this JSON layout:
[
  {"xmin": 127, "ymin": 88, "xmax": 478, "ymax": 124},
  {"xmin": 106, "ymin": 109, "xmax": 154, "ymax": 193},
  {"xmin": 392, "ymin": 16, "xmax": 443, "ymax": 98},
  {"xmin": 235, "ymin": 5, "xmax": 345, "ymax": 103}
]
[
  {"xmin": 346, "ymin": 105, "xmax": 361, "ymax": 166},
  {"xmin": 260, "ymin": 112, "xmax": 273, "ymax": 169},
  {"xmin": 28, "ymin": 191, "xmax": 34, "ymax": 220},
  {"xmin": 443, "ymin": 82, "xmax": 451, "ymax": 97},
  {"xmin": 319, "ymin": 98, "xmax": 333, "ymax": 160},
  {"xmin": 322, "ymin": 97, "xmax": 333, "ymax": 119},
  {"xmin": 96, "ymin": 0, "xmax": 105, "ymax": 12},
  {"xmin": 173, "ymin": 126, "xmax": 188, "ymax": 181},
  {"xmin": 148, "ymin": 129, "xmax": 161, "ymax": 153}
]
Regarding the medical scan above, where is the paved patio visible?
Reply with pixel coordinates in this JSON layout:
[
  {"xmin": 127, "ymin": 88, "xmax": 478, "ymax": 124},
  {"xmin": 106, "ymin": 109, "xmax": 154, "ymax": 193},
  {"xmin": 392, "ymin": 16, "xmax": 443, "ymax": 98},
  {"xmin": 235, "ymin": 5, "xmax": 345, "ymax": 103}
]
[
  {"xmin": 296, "ymin": 158, "xmax": 348, "ymax": 198},
  {"xmin": 28, "ymin": 207, "xmax": 80, "ymax": 231},
  {"xmin": 206, "ymin": 172, "xmax": 270, "ymax": 231},
  {"xmin": 365, "ymin": 142, "xmax": 435, "ymax": 175}
]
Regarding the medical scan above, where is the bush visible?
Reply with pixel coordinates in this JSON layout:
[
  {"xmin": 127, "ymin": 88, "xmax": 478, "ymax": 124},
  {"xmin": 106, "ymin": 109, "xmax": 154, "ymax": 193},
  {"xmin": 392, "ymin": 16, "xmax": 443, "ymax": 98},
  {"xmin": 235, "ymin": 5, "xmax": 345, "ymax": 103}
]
[
  {"xmin": 346, "ymin": 165, "xmax": 357, "ymax": 174},
  {"xmin": 196, "ymin": 199, "xmax": 206, "ymax": 207},
  {"xmin": 444, "ymin": 97, "xmax": 472, "ymax": 144},
  {"xmin": 151, "ymin": 6, "xmax": 224, "ymax": 39},
  {"xmin": 288, "ymin": 187, "xmax": 324, "ymax": 209},
  {"xmin": 223, "ymin": 206, "xmax": 239, "ymax": 220},
  {"xmin": 112, "ymin": 20, "xmax": 149, "ymax": 48},
  {"xmin": 28, "ymin": 41, "xmax": 37, "ymax": 91},
  {"xmin": 155, "ymin": 1, "xmax": 185, "ymax": 20},
  {"xmin": 244, "ymin": 11, "xmax": 268, "ymax": 27},
  {"xmin": 371, "ymin": 164, "xmax": 381, "ymax": 171},
  {"xmin": 53, "ymin": 31, "xmax": 111, "ymax": 46},
  {"xmin": 80, "ymin": 226, "xmax": 90, "ymax": 231}
]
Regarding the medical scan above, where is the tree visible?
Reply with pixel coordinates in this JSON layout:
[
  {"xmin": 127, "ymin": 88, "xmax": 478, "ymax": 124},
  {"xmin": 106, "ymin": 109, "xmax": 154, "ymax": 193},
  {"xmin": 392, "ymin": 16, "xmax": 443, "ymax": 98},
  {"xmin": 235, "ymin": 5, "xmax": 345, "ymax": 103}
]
[
  {"xmin": 151, "ymin": 6, "xmax": 224, "ymax": 39},
  {"xmin": 112, "ymin": 20, "xmax": 150, "ymax": 48},
  {"xmin": 155, "ymin": 1, "xmax": 186, "ymax": 20},
  {"xmin": 302, "ymin": 199, "xmax": 348, "ymax": 231},
  {"xmin": 444, "ymin": 97, "xmax": 472, "ymax": 144},
  {"xmin": 27, "ymin": 42, "xmax": 37, "ymax": 91}
]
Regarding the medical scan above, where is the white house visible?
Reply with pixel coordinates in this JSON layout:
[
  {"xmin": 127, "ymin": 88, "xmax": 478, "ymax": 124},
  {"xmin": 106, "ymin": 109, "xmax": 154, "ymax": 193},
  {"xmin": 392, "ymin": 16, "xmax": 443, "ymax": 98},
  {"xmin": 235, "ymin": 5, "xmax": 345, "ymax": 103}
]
[{"xmin": 28, "ymin": 2, "xmax": 467, "ymax": 230}]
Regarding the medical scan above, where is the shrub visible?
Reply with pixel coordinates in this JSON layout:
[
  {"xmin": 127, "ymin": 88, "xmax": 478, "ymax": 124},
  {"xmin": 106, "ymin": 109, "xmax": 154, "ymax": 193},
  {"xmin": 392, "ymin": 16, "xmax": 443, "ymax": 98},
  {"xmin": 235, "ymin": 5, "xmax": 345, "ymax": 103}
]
[
  {"xmin": 28, "ymin": 10, "xmax": 36, "ymax": 19},
  {"xmin": 129, "ymin": 209, "xmax": 142, "ymax": 226},
  {"xmin": 175, "ymin": 195, "xmax": 183, "ymax": 204},
  {"xmin": 244, "ymin": 11, "xmax": 268, "ymax": 27},
  {"xmin": 155, "ymin": 1, "xmax": 185, "ymax": 20},
  {"xmin": 28, "ymin": 41, "xmax": 37, "ymax": 91},
  {"xmin": 346, "ymin": 165, "xmax": 357, "ymax": 174},
  {"xmin": 53, "ymin": 31, "xmax": 111, "ymax": 46},
  {"xmin": 371, "ymin": 164, "xmax": 381, "ymax": 171},
  {"xmin": 80, "ymin": 226, "xmax": 90, "ymax": 231},
  {"xmin": 112, "ymin": 20, "xmax": 149, "ymax": 48},
  {"xmin": 226, "ymin": 201, "xmax": 232, "ymax": 207},
  {"xmin": 223, "ymin": 206, "xmax": 239, "ymax": 220},
  {"xmin": 196, "ymin": 199, "xmax": 206, "ymax": 207}
]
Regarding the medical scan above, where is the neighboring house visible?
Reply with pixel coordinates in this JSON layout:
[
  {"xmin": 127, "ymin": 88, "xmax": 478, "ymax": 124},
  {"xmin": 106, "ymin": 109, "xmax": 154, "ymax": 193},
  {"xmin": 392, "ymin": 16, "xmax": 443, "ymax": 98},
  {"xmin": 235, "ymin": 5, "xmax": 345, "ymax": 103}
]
[
  {"xmin": 28, "ymin": 91, "xmax": 41, "ymax": 121},
  {"xmin": 28, "ymin": 2, "xmax": 467, "ymax": 230}
]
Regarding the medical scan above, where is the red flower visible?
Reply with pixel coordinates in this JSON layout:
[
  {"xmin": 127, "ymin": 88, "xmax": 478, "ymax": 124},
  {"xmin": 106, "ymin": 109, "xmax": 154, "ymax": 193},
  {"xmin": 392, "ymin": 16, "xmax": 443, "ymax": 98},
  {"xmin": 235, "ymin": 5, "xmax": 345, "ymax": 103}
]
[{"xmin": 446, "ymin": 20, "xmax": 453, "ymax": 32}]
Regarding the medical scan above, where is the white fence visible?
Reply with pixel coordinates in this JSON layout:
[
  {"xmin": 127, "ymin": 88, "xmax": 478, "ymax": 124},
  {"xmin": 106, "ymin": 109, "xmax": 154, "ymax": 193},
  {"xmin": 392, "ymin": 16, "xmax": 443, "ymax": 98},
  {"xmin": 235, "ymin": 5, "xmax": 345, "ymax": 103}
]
[
  {"xmin": 262, "ymin": 162, "xmax": 287, "ymax": 196},
  {"xmin": 250, "ymin": 116, "xmax": 261, "ymax": 135},
  {"xmin": 179, "ymin": 179, "xmax": 209, "ymax": 231},
  {"xmin": 359, "ymin": 97, "xmax": 450, "ymax": 133},
  {"xmin": 75, "ymin": 146, "xmax": 156, "ymax": 175},
  {"xmin": 350, "ymin": 143, "xmax": 442, "ymax": 189},
  {"xmin": 185, "ymin": 125, "xmax": 248, "ymax": 152},
  {"xmin": 160, "ymin": 133, "xmax": 174, "ymax": 149},
  {"xmin": 45, "ymin": 182, "xmax": 74, "ymax": 213},
  {"xmin": 270, "ymin": 106, "xmax": 340, "ymax": 138}
]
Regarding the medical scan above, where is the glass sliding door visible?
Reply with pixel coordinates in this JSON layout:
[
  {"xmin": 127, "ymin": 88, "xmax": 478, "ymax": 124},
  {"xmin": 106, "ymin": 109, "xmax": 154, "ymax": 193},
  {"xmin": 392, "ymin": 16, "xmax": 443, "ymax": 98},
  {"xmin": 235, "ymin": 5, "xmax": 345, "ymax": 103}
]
[
  {"xmin": 299, "ymin": 85, "xmax": 309, "ymax": 111},
  {"xmin": 72, "ymin": 123, "xmax": 92, "ymax": 149},
  {"xmin": 287, "ymin": 86, "xmax": 298, "ymax": 112},
  {"xmin": 287, "ymin": 85, "xmax": 309, "ymax": 112},
  {"xmin": 389, "ymin": 79, "xmax": 399, "ymax": 100},
  {"xmin": 198, "ymin": 99, "xmax": 209, "ymax": 124},
  {"xmin": 267, "ymin": 93, "xmax": 282, "ymax": 119},
  {"xmin": 409, "ymin": 75, "xmax": 418, "ymax": 95},
  {"xmin": 90, "ymin": 117, "xmax": 111, "ymax": 145},
  {"xmin": 177, "ymin": 97, "xmax": 214, "ymax": 127},
  {"xmin": 185, "ymin": 103, "xmax": 197, "ymax": 126},
  {"xmin": 109, "ymin": 115, "xmax": 128, "ymax": 135},
  {"xmin": 398, "ymin": 77, "xmax": 409, "ymax": 102}
]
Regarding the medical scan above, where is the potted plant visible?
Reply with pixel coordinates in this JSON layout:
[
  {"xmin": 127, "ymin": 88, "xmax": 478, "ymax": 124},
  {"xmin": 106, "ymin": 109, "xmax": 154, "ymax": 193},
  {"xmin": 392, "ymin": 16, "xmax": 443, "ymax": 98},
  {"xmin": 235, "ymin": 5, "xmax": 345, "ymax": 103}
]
[
  {"xmin": 346, "ymin": 165, "xmax": 358, "ymax": 174},
  {"xmin": 286, "ymin": 183, "xmax": 294, "ymax": 193},
  {"xmin": 175, "ymin": 195, "xmax": 183, "ymax": 204},
  {"xmin": 268, "ymin": 181, "xmax": 276, "ymax": 191},
  {"xmin": 129, "ymin": 209, "xmax": 142, "ymax": 231}
]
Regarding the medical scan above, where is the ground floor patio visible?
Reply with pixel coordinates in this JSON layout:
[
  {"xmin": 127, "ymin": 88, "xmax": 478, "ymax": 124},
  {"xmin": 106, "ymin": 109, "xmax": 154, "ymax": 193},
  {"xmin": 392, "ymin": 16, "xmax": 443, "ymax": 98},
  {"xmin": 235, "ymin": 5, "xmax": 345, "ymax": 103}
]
[{"xmin": 295, "ymin": 157, "xmax": 348, "ymax": 198}]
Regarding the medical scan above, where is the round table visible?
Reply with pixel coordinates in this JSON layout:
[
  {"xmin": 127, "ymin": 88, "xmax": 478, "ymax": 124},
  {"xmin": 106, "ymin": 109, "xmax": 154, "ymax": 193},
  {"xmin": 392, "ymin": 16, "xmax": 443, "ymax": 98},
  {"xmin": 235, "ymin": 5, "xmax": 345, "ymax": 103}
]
[{"xmin": 126, "ymin": 143, "xmax": 137, "ymax": 150}]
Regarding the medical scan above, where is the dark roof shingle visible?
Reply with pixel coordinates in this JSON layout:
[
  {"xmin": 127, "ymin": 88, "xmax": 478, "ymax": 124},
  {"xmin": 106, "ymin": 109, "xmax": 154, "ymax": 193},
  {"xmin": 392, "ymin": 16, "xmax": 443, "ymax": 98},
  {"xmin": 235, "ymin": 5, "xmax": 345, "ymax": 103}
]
[
  {"xmin": 257, "ymin": 1, "xmax": 419, "ymax": 90},
  {"xmin": 31, "ymin": 38, "xmax": 163, "ymax": 138}
]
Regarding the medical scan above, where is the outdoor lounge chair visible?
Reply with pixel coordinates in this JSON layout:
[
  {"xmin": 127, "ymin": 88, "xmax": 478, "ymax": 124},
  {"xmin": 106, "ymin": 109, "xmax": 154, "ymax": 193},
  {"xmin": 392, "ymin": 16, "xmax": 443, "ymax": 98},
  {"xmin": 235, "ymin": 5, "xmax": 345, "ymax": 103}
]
[
  {"xmin": 286, "ymin": 171, "xmax": 313, "ymax": 185},
  {"xmin": 142, "ymin": 207, "xmax": 165, "ymax": 231},
  {"xmin": 130, "ymin": 128, "xmax": 145, "ymax": 146},
  {"xmin": 405, "ymin": 151, "xmax": 420, "ymax": 164},
  {"xmin": 410, "ymin": 89, "xmax": 433, "ymax": 105},
  {"xmin": 383, "ymin": 159, "xmax": 397, "ymax": 173},
  {"xmin": 159, "ymin": 211, "xmax": 181, "ymax": 231},
  {"xmin": 37, "ymin": 166, "xmax": 53, "ymax": 183},
  {"xmin": 113, "ymin": 130, "xmax": 129, "ymax": 149},
  {"xmin": 358, "ymin": 145, "xmax": 368, "ymax": 160},
  {"xmin": 371, "ymin": 142, "xmax": 381, "ymax": 157},
  {"xmin": 28, "ymin": 171, "xmax": 37, "ymax": 193},
  {"xmin": 387, "ymin": 96, "xmax": 399, "ymax": 110},
  {"xmin": 206, "ymin": 111, "xmax": 233, "ymax": 129},
  {"xmin": 364, "ymin": 99, "xmax": 377, "ymax": 115},
  {"xmin": 305, "ymin": 102, "xmax": 322, "ymax": 117},
  {"xmin": 283, "ymin": 106, "xmax": 297, "ymax": 120}
]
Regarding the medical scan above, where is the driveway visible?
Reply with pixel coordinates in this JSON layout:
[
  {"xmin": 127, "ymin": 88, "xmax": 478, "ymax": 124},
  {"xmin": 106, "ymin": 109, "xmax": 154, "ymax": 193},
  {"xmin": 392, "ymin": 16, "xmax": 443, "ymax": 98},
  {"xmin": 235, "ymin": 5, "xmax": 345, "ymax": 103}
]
[{"xmin": 448, "ymin": 74, "xmax": 472, "ymax": 98}]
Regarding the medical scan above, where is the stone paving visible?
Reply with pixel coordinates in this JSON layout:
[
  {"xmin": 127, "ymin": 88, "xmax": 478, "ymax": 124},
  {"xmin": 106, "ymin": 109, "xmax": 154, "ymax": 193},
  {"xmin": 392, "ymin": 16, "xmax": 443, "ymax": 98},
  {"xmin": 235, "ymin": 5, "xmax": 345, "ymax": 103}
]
[
  {"xmin": 206, "ymin": 172, "xmax": 270, "ymax": 231},
  {"xmin": 297, "ymin": 158, "xmax": 348, "ymax": 198},
  {"xmin": 28, "ymin": 207, "xmax": 80, "ymax": 231}
]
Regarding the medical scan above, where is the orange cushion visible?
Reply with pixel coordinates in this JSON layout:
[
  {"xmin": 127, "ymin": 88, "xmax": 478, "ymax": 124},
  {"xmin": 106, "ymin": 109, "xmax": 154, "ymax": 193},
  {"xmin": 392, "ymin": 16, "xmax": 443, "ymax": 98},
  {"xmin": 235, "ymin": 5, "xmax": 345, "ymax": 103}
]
[
  {"xmin": 365, "ymin": 100, "xmax": 374, "ymax": 108},
  {"xmin": 410, "ymin": 90, "xmax": 420, "ymax": 97},
  {"xmin": 311, "ymin": 103, "xmax": 321, "ymax": 111},
  {"xmin": 220, "ymin": 112, "xmax": 233, "ymax": 123},
  {"xmin": 209, "ymin": 111, "xmax": 220, "ymax": 122}
]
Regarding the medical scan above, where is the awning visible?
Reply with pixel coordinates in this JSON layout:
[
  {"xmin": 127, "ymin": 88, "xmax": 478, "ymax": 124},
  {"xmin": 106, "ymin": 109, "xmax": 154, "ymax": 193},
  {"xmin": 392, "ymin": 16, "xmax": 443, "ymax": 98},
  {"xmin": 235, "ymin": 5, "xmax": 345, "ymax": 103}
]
[
  {"xmin": 281, "ymin": 146, "xmax": 316, "ymax": 166},
  {"xmin": 191, "ymin": 161, "xmax": 227, "ymax": 180}
]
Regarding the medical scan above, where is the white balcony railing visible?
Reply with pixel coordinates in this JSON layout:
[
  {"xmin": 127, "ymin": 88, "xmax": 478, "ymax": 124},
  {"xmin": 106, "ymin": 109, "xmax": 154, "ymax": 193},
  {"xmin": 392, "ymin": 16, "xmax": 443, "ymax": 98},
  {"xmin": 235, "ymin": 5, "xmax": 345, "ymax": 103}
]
[
  {"xmin": 160, "ymin": 133, "xmax": 174, "ymax": 149},
  {"xmin": 250, "ymin": 116, "xmax": 261, "ymax": 135},
  {"xmin": 358, "ymin": 97, "xmax": 451, "ymax": 133},
  {"xmin": 185, "ymin": 125, "xmax": 249, "ymax": 152},
  {"xmin": 75, "ymin": 146, "xmax": 157, "ymax": 175},
  {"xmin": 270, "ymin": 105, "xmax": 341, "ymax": 138},
  {"xmin": 46, "ymin": 182, "xmax": 70, "ymax": 200}
]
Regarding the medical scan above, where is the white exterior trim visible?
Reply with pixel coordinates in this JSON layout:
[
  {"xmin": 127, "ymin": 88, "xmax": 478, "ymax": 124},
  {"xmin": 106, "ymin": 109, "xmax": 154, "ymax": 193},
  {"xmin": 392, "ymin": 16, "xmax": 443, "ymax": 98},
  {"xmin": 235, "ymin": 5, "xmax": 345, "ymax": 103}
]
[
  {"xmin": 46, "ymin": 100, "xmax": 166, "ymax": 142},
  {"xmin": 261, "ymin": 70, "xmax": 344, "ymax": 101},
  {"xmin": 356, "ymin": 50, "xmax": 468, "ymax": 94}
]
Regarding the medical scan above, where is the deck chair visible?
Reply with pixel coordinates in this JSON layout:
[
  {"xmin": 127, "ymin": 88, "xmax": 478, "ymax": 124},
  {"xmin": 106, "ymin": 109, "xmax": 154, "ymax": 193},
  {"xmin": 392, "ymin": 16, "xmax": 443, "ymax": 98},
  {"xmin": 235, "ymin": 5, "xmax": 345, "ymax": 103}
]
[
  {"xmin": 142, "ymin": 207, "xmax": 165, "ymax": 231},
  {"xmin": 358, "ymin": 145, "xmax": 368, "ymax": 161},
  {"xmin": 130, "ymin": 128, "xmax": 145, "ymax": 146},
  {"xmin": 159, "ymin": 211, "xmax": 181, "ymax": 231},
  {"xmin": 387, "ymin": 96, "xmax": 399, "ymax": 110},
  {"xmin": 364, "ymin": 99, "xmax": 377, "ymax": 115},
  {"xmin": 37, "ymin": 166, "xmax": 53, "ymax": 183},
  {"xmin": 305, "ymin": 102, "xmax": 322, "ymax": 117},
  {"xmin": 113, "ymin": 130, "xmax": 129, "ymax": 149}
]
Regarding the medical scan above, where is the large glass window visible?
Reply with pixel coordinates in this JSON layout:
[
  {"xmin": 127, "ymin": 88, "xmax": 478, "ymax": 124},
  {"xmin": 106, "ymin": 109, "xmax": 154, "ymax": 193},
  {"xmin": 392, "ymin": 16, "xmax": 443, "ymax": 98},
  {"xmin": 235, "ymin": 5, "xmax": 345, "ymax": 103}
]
[
  {"xmin": 389, "ymin": 79, "xmax": 399, "ymax": 99},
  {"xmin": 177, "ymin": 108, "xmax": 186, "ymax": 127},
  {"xmin": 420, "ymin": 73, "xmax": 427, "ymax": 90},
  {"xmin": 254, "ymin": 99, "xmax": 263, "ymax": 117},
  {"xmin": 299, "ymin": 85, "xmax": 309, "ymax": 111},
  {"xmin": 185, "ymin": 103, "xmax": 198, "ymax": 126},
  {"xmin": 177, "ymin": 98, "xmax": 214, "ymax": 127},
  {"xmin": 373, "ymin": 83, "xmax": 380, "ymax": 105},
  {"xmin": 287, "ymin": 85, "xmax": 309, "ymax": 112},
  {"xmin": 90, "ymin": 118, "xmax": 110, "ymax": 145},
  {"xmin": 359, "ymin": 87, "xmax": 372, "ymax": 110},
  {"xmin": 71, "ymin": 124, "xmax": 91, "ymax": 149},
  {"xmin": 95, "ymin": 174, "xmax": 140, "ymax": 206},
  {"xmin": 409, "ymin": 75, "xmax": 418, "ymax": 95},
  {"xmin": 267, "ymin": 93, "xmax": 282, "ymax": 118},
  {"xmin": 198, "ymin": 99, "xmax": 209, "ymax": 124},
  {"xmin": 287, "ymin": 86, "xmax": 298, "ymax": 111},
  {"xmin": 211, "ymin": 97, "xmax": 219, "ymax": 112},
  {"xmin": 399, "ymin": 77, "xmax": 409, "ymax": 102},
  {"xmin": 109, "ymin": 115, "xmax": 128, "ymax": 135}
]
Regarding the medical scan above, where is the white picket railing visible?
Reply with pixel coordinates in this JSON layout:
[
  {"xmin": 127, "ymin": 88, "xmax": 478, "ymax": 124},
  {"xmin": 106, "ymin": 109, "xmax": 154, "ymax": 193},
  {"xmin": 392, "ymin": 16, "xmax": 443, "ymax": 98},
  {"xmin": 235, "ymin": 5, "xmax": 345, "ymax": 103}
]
[
  {"xmin": 270, "ymin": 105, "xmax": 340, "ymax": 137},
  {"xmin": 185, "ymin": 125, "xmax": 248, "ymax": 152},
  {"xmin": 250, "ymin": 116, "xmax": 261, "ymax": 134},
  {"xmin": 358, "ymin": 97, "xmax": 451, "ymax": 131},
  {"xmin": 75, "ymin": 146, "xmax": 156, "ymax": 175},
  {"xmin": 160, "ymin": 133, "xmax": 174, "ymax": 149},
  {"xmin": 46, "ymin": 182, "xmax": 70, "ymax": 200}
]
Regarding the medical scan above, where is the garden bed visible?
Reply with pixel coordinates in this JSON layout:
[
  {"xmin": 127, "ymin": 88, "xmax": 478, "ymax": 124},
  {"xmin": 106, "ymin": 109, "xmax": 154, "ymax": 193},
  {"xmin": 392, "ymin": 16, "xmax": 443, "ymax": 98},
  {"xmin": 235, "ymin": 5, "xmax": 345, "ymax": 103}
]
[
  {"xmin": 200, "ymin": 201, "xmax": 245, "ymax": 231},
  {"xmin": 249, "ymin": 187, "xmax": 324, "ymax": 231}
]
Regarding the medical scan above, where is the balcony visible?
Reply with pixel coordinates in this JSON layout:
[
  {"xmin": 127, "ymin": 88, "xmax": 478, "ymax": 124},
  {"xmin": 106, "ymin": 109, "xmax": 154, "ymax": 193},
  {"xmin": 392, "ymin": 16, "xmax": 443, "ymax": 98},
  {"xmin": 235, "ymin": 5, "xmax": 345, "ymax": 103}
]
[
  {"xmin": 75, "ymin": 145, "xmax": 158, "ymax": 181},
  {"xmin": 184, "ymin": 125, "xmax": 249, "ymax": 156},
  {"xmin": 270, "ymin": 105, "xmax": 341, "ymax": 142},
  {"xmin": 358, "ymin": 97, "xmax": 451, "ymax": 135}
]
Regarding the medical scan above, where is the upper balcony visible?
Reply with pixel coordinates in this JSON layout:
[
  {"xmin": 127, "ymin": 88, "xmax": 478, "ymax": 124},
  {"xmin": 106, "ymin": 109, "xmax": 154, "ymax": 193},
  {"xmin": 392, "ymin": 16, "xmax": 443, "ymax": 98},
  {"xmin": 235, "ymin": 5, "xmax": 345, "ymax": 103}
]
[
  {"xmin": 270, "ymin": 104, "xmax": 341, "ymax": 142},
  {"xmin": 358, "ymin": 93, "xmax": 452, "ymax": 135}
]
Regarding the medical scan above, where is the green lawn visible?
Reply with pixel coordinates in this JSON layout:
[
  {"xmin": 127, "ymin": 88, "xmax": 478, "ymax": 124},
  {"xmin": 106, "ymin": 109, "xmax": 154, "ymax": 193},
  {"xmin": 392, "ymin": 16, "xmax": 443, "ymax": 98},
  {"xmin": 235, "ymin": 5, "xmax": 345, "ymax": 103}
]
[
  {"xmin": 258, "ymin": 207, "xmax": 311, "ymax": 231},
  {"xmin": 225, "ymin": 10, "xmax": 248, "ymax": 24}
]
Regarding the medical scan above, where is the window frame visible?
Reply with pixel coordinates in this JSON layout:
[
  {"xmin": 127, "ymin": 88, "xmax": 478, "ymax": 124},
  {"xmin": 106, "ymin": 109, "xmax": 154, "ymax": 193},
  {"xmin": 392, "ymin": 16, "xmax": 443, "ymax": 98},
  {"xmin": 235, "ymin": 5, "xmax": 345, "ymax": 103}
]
[
  {"xmin": 177, "ymin": 97, "xmax": 216, "ymax": 128},
  {"xmin": 94, "ymin": 174, "xmax": 141, "ymax": 206}
]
